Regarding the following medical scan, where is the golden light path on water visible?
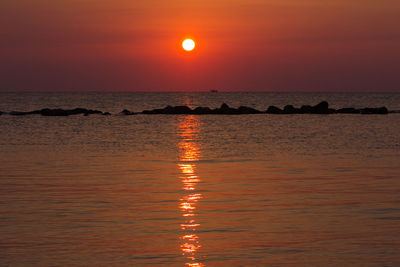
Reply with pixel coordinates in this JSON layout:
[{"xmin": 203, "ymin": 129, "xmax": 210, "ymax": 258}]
[{"xmin": 177, "ymin": 115, "xmax": 204, "ymax": 267}]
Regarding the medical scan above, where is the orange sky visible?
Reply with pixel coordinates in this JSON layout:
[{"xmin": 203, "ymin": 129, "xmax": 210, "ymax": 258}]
[{"xmin": 1, "ymin": 0, "xmax": 400, "ymax": 91}]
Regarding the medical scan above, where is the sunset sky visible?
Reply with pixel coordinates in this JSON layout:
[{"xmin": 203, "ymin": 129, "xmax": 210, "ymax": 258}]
[{"xmin": 1, "ymin": 0, "xmax": 400, "ymax": 92}]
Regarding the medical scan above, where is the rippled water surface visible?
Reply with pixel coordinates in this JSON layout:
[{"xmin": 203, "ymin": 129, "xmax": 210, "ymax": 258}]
[{"xmin": 0, "ymin": 93, "xmax": 400, "ymax": 266}]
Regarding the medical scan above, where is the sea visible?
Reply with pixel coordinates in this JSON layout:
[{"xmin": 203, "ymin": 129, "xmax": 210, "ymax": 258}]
[{"xmin": 0, "ymin": 92, "xmax": 399, "ymax": 266}]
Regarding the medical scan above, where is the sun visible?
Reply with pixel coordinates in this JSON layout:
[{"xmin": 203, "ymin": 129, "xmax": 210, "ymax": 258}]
[{"xmin": 182, "ymin": 39, "xmax": 195, "ymax": 51}]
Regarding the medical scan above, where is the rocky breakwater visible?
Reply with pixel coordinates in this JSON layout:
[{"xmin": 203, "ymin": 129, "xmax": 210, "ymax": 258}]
[
  {"xmin": 266, "ymin": 101, "xmax": 389, "ymax": 114},
  {"xmin": 266, "ymin": 101, "xmax": 336, "ymax": 114},
  {"xmin": 8, "ymin": 108, "xmax": 107, "ymax": 116},
  {"xmin": 119, "ymin": 109, "xmax": 135, "ymax": 115},
  {"xmin": 140, "ymin": 101, "xmax": 389, "ymax": 115},
  {"xmin": 1, "ymin": 101, "xmax": 394, "ymax": 117},
  {"xmin": 141, "ymin": 103, "xmax": 261, "ymax": 115}
]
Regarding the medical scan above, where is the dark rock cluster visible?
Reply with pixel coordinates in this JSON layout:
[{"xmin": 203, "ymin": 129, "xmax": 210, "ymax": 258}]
[
  {"xmin": 142, "ymin": 104, "xmax": 261, "ymax": 115},
  {"xmin": 266, "ymin": 101, "xmax": 336, "ymax": 114},
  {"xmin": 265, "ymin": 101, "xmax": 388, "ymax": 114},
  {"xmin": 1, "ymin": 101, "xmax": 394, "ymax": 116},
  {"xmin": 140, "ymin": 102, "xmax": 389, "ymax": 115},
  {"xmin": 8, "ymin": 108, "xmax": 105, "ymax": 116},
  {"xmin": 358, "ymin": 107, "xmax": 389, "ymax": 114},
  {"xmin": 119, "ymin": 109, "xmax": 135, "ymax": 115}
]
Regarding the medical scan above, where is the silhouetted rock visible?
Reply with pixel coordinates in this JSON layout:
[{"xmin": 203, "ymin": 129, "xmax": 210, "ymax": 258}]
[
  {"xmin": 220, "ymin": 103, "xmax": 229, "ymax": 110},
  {"xmin": 142, "ymin": 104, "xmax": 261, "ymax": 115},
  {"xmin": 40, "ymin": 108, "xmax": 69, "ymax": 116},
  {"xmin": 283, "ymin": 105, "xmax": 299, "ymax": 114},
  {"xmin": 137, "ymin": 101, "xmax": 386, "ymax": 116},
  {"xmin": 266, "ymin": 106, "xmax": 283, "ymax": 114},
  {"xmin": 5, "ymin": 102, "xmax": 394, "ymax": 117},
  {"xmin": 82, "ymin": 108, "xmax": 102, "ymax": 115},
  {"xmin": 215, "ymin": 103, "xmax": 240, "ymax": 114},
  {"xmin": 314, "ymin": 101, "xmax": 328, "ymax": 109},
  {"xmin": 311, "ymin": 101, "xmax": 331, "ymax": 114},
  {"xmin": 337, "ymin": 108, "xmax": 360, "ymax": 114},
  {"xmin": 238, "ymin": 106, "xmax": 261, "ymax": 114},
  {"xmin": 120, "ymin": 109, "xmax": 135, "ymax": 115},
  {"xmin": 7, "ymin": 108, "xmax": 103, "ymax": 116},
  {"xmin": 142, "ymin": 108, "xmax": 164, "ymax": 114},
  {"xmin": 360, "ymin": 107, "xmax": 388, "ymax": 114},
  {"xmin": 193, "ymin": 106, "xmax": 212, "ymax": 114},
  {"xmin": 142, "ymin": 105, "xmax": 192, "ymax": 114},
  {"xmin": 264, "ymin": 101, "xmax": 336, "ymax": 114},
  {"xmin": 10, "ymin": 111, "xmax": 38, "ymax": 116},
  {"xmin": 38, "ymin": 108, "xmax": 102, "ymax": 116},
  {"xmin": 300, "ymin": 105, "xmax": 313, "ymax": 113},
  {"xmin": 169, "ymin": 105, "xmax": 192, "ymax": 114}
]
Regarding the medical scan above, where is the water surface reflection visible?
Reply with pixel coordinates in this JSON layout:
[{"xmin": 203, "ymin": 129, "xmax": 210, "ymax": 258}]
[{"xmin": 177, "ymin": 115, "xmax": 204, "ymax": 267}]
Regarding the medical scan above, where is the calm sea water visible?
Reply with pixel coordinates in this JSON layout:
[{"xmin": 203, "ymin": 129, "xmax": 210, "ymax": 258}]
[{"xmin": 0, "ymin": 92, "xmax": 400, "ymax": 266}]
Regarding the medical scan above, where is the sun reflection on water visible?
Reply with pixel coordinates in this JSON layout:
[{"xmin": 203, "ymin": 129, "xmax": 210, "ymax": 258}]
[{"xmin": 178, "ymin": 115, "xmax": 204, "ymax": 267}]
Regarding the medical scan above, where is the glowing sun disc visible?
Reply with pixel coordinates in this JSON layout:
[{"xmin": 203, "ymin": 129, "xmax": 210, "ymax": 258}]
[{"xmin": 182, "ymin": 39, "xmax": 195, "ymax": 51}]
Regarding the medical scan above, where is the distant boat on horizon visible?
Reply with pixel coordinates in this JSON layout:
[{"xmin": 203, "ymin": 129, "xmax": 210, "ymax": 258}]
[{"xmin": 210, "ymin": 89, "xmax": 218, "ymax": 93}]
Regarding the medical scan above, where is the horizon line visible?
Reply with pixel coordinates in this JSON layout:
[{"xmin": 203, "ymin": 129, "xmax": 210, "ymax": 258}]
[{"xmin": 1, "ymin": 90, "xmax": 400, "ymax": 94}]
